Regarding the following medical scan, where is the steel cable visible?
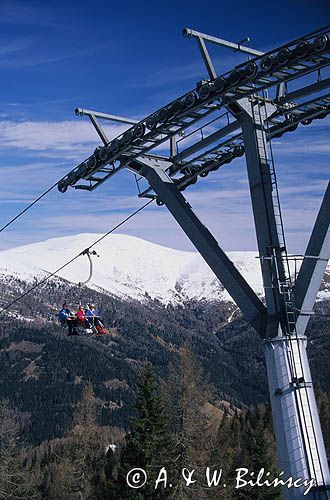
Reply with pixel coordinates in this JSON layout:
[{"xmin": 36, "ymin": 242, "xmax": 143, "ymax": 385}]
[{"xmin": 0, "ymin": 198, "xmax": 154, "ymax": 315}]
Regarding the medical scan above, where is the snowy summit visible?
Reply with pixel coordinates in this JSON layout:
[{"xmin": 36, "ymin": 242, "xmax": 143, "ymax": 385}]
[{"xmin": 0, "ymin": 234, "xmax": 328, "ymax": 305}]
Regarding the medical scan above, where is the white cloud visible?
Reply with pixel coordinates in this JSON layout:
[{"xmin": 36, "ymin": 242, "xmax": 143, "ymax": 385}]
[
  {"xmin": 0, "ymin": 37, "xmax": 34, "ymax": 57},
  {"xmin": 0, "ymin": 112, "xmax": 328, "ymax": 254},
  {"xmin": 274, "ymin": 140, "xmax": 330, "ymax": 155},
  {"xmin": 0, "ymin": 119, "xmax": 128, "ymax": 155},
  {"xmin": 0, "ymin": 177, "xmax": 325, "ymax": 254}
]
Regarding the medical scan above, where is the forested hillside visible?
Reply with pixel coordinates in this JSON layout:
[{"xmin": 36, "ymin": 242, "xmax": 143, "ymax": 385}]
[
  {"xmin": 0, "ymin": 275, "xmax": 329, "ymax": 445},
  {"xmin": 1, "ymin": 349, "xmax": 329, "ymax": 499},
  {"xmin": 0, "ymin": 270, "xmax": 329, "ymax": 499}
]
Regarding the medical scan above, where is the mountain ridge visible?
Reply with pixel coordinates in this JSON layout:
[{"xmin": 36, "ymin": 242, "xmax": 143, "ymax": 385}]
[
  {"xmin": 1, "ymin": 233, "xmax": 328, "ymax": 306},
  {"xmin": 0, "ymin": 234, "xmax": 329, "ymax": 445}
]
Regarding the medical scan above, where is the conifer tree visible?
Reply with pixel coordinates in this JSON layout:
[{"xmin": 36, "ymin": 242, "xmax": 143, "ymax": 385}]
[
  {"xmin": 0, "ymin": 400, "xmax": 41, "ymax": 499},
  {"xmin": 162, "ymin": 345, "xmax": 214, "ymax": 499},
  {"xmin": 49, "ymin": 383, "xmax": 106, "ymax": 499},
  {"xmin": 317, "ymin": 389, "xmax": 330, "ymax": 454},
  {"xmin": 226, "ymin": 406, "xmax": 280, "ymax": 500},
  {"xmin": 210, "ymin": 412, "xmax": 241, "ymax": 499},
  {"xmin": 115, "ymin": 364, "xmax": 168, "ymax": 499}
]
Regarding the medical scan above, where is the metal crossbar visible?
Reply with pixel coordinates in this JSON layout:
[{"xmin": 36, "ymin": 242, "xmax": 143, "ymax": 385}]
[{"xmin": 57, "ymin": 27, "xmax": 330, "ymax": 194}]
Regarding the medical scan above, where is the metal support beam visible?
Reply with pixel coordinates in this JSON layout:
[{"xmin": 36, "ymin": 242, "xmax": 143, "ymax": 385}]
[
  {"xmin": 276, "ymin": 82, "xmax": 286, "ymax": 100},
  {"xmin": 196, "ymin": 36, "xmax": 217, "ymax": 80},
  {"xmin": 88, "ymin": 114, "xmax": 109, "ymax": 146},
  {"xmin": 237, "ymin": 100, "xmax": 287, "ymax": 335},
  {"xmin": 237, "ymin": 98, "xmax": 330, "ymax": 499},
  {"xmin": 75, "ymin": 107, "xmax": 138, "ymax": 125},
  {"xmin": 170, "ymin": 136, "xmax": 177, "ymax": 157},
  {"xmin": 278, "ymin": 78, "xmax": 330, "ymax": 104},
  {"xmin": 183, "ymin": 27, "xmax": 264, "ymax": 57},
  {"xmin": 295, "ymin": 181, "xmax": 330, "ymax": 335},
  {"xmin": 132, "ymin": 158, "xmax": 267, "ymax": 335},
  {"xmin": 171, "ymin": 120, "xmax": 240, "ymax": 163}
]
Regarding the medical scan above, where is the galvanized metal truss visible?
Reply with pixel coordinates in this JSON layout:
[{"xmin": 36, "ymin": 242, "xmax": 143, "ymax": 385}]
[
  {"xmin": 58, "ymin": 25, "xmax": 330, "ymax": 197},
  {"xmin": 57, "ymin": 23, "xmax": 330, "ymax": 344},
  {"xmin": 59, "ymin": 26, "xmax": 330, "ymax": 499}
]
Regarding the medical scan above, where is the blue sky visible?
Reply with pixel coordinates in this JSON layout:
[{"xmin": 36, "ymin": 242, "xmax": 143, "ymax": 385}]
[{"xmin": 0, "ymin": 0, "xmax": 329, "ymax": 253}]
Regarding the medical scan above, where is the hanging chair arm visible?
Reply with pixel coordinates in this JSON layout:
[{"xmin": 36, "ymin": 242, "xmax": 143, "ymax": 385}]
[{"xmin": 78, "ymin": 248, "xmax": 99, "ymax": 287}]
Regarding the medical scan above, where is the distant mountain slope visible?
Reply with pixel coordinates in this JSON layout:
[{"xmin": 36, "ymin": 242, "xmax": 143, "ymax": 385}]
[
  {"xmin": 0, "ymin": 233, "xmax": 328, "ymax": 305},
  {"xmin": 0, "ymin": 284, "xmax": 329, "ymax": 446},
  {"xmin": 0, "ymin": 278, "xmax": 264, "ymax": 444},
  {"xmin": 0, "ymin": 234, "xmax": 329, "ymax": 445}
]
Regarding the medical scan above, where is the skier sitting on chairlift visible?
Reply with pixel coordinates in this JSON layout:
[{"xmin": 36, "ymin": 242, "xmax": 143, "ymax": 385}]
[
  {"xmin": 85, "ymin": 304, "xmax": 107, "ymax": 335},
  {"xmin": 76, "ymin": 305, "xmax": 90, "ymax": 329},
  {"xmin": 58, "ymin": 303, "xmax": 78, "ymax": 336}
]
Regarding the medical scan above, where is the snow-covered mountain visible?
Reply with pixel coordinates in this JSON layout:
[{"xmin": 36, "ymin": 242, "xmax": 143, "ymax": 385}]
[{"xmin": 0, "ymin": 233, "xmax": 329, "ymax": 305}]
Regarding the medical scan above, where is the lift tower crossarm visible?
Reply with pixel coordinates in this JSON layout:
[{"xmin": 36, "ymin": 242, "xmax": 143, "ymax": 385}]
[
  {"xmin": 170, "ymin": 120, "xmax": 241, "ymax": 164},
  {"xmin": 127, "ymin": 156, "xmax": 267, "ymax": 336},
  {"xmin": 277, "ymin": 78, "xmax": 330, "ymax": 104},
  {"xmin": 58, "ymin": 27, "xmax": 330, "ymax": 193},
  {"xmin": 75, "ymin": 107, "xmax": 139, "ymax": 125},
  {"xmin": 294, "ymin": 181, "xmax": 330, "ymax": 336},
  {"xmin": 183, "ymin": 28, "xmax": 264, "ymax": 57},
  {"xmin": 75, "ymin": 107, "xmax": 139, "ymax": 147}
]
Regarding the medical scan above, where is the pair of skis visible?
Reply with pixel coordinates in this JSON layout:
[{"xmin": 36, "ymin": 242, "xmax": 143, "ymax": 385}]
[{"xmin": 80, "ymin": 325, "xmax": 117, "ymax": 336}]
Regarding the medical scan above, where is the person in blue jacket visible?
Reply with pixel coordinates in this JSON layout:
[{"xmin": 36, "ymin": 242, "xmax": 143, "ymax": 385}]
[
  {"xmin": 58, "ymin": 303, "xmax": 77, "ymax": 335},
  {"xmin": 85, "ymin": 304, "xmax": 106, "ymax": 334}
]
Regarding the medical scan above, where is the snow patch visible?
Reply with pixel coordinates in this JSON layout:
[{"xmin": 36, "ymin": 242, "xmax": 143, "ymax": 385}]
[{"xmin": 0, "ymin": 233, "xmax": 328, "ymax": 306}]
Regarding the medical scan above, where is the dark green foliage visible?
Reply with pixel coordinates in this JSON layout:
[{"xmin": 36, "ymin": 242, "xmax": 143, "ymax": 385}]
[
  {"xmin": 114, "ymin": 365, "xmax": 168, "ymax": 499},
  {"xmin": 0, "ymin": 400, "xmax": 41, "ymax": 499},
  {"xmin": 212, "ymin": 405, "xmax": 281, "ymax": 499},
  {"xmin": 0, "ymin": 276, "xmax": 329, "ymax": 447},
  {"xmin": 1, "ymin": 351, "xmax": 329, "ymax": 499},
  {"xmin": 0, "ymin": 274, "xmax": 329, "ymax": 498},
  {"xmin": 317, "ymin": 388, "xmax": 330, "ymax": 455},
  {"xmin": 47, "ymin": 383, "xmax": 107, "ymax": 499},
  {"xmin": 161, "ymin": 346, "xmax": 214, "ymax": 499}
]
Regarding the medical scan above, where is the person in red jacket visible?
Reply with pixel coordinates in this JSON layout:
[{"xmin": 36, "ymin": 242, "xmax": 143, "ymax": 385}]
[{"xmin": 76, "ymin": 305, "xmax": 90, "ymax": 328}]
